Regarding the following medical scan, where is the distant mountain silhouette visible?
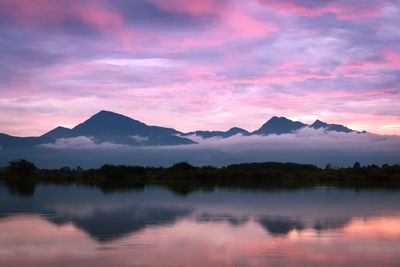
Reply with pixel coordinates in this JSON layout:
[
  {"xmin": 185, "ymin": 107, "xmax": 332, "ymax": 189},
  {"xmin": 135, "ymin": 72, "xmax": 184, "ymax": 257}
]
[
  {"xmin": 0, "ymin": 110, "xmax": 195, "ymax": 148},
  {"xmin": 73, "ymin": 110, "xmax": 148, "ymax": 136},
  {"xmin": 253, "ymin": 116, "xmax": 306, "ymax": 135},
  {"xmin": 0, "ymin": 110, "xmax": 362, "ymax": 149},
  {"xmin": 253, "ymin": 117, "xmax": 357, "ymax": 135},
  {"xmin": 68, "ymin": 110, "xmax": 195, "ymax": 146},
  {"xmin": 310, "ymin": 119, "xmax": 353, "ymax": 133},
  {"xmin": 40, "ymin": 126, "xmax": 72, "ymax": 139}
]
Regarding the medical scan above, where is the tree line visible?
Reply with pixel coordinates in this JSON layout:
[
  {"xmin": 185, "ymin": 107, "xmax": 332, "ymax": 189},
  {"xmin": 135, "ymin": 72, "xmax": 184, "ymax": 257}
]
[{"xmin": 1, "ymin": 159, "xmax": 400, "ymax": 196}]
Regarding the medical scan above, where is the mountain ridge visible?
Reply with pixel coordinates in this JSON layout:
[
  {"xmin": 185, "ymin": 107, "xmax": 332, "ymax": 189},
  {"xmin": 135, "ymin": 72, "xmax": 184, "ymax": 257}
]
[
  {"xmin": 0, "ymin": 110, "xmax": 362, "ymax": 148},
  {"xmin": 310, "ymin": 119, "xmax": 352, "ymax": 133}
]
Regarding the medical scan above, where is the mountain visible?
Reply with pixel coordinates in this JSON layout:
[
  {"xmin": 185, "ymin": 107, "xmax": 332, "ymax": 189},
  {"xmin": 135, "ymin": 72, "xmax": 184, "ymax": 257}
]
[
  {"xmin": 183, "ymin": 127, "xmax": 250, "ymax": 139},
  {"xmin": 252, "ymin": 116, "xmax": 306, "ymax": 135},
  {"xmin": 0, "ymin": 110, "xmax": 196, "ymax": 148},
  {"xmin": 67, "ymin": 110, "xmax": 195, "ymax": 146},
  {"xmin": 72, "ymin": 111, "xmax": 149, "ymax": 136},
  {"xmin": 252, "ymin": 117, "xmax": 356, "ymax": 135},
  {"xmin": 310, "ymin": 119, "xmax": 353, "ymax": 133},
  {"xmin": 224, "ymin": 127, "xmax": 251, "ymax": 137},
  {"xmin": 0, "ymin": 133, "xmax": 39, "ymax": 148},
  {"xmin": 40, "ymin": 126, "xmax": 72, "ymax": 140},
  {"xmin": 0, "ymin": 111, "xmax": 362, "ymax": 149}
]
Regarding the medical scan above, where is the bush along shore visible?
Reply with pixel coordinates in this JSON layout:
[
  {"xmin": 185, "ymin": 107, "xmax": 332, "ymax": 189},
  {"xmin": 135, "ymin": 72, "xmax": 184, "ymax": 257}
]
[{"xmin": 1, "ymin": 159, "xmax": 400, "ymax": 196}]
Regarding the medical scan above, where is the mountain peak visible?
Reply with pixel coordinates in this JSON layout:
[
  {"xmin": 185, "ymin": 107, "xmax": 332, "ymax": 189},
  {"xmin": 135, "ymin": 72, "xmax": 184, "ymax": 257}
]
[
  {"xmin": 253, "ymin": 116, "xmax": 306, "ymax": 135},
  {"xmin": 72, "ymin": 110, "xmax": 147, "ymax": 135},
  {"xmin": 40, "ymin": 126, "xmax": 71, "ymax": 139},
  {"xmin": 92, "ymin": 110, "xmax": 131, "ymax": 119},
  {"xmin": 227, "ymin": 127, "xmax": 248, "ymax": 132},
  {"xmin": 226, "ymin": 127, "xmax": 250, "ymax": 136},
  {"xmin": 311, "ymin": 119, "xmax": 328, "ymax": 129},
  {"xmin": 269, "ymin": 116, "xmax": 288, "ymax": 121},
  {"xmin": 52, "ymin": 126, "xmax": 70, "ymax": 131},
  {"xmin": 310, "ymin": 119, "xmax": 353, "ymax": 133}
]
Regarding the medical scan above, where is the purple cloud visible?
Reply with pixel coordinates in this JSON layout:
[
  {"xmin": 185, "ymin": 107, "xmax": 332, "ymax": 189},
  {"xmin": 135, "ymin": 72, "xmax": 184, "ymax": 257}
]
[{"xmin": 0, "ymin": 0, "xmax": 399, "ymax": 136}]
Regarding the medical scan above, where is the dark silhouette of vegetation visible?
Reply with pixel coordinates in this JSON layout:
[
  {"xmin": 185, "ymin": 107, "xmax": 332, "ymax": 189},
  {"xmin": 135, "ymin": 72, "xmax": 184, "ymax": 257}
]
[
  {"xmin": 5, "ymin": 159, "xmax": 37, "ymax": 177},
  {"xmin": 1, "ymin": 160, "xmax": 400, "ymax": 196},
  {"xmin": 1, "ymin": 159, "xmax": 38, "ymax": 197},
  {"xmin": 168, "ymin": 162, "xmax": 197, "ymax": 171},
  {"xmin": 353, "ymin": 162, "xmax": 361, "ymax": 169}
]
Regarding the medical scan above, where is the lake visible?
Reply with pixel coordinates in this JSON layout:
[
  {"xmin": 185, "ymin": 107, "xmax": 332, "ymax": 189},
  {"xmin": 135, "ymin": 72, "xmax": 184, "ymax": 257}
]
[{"xmin": 1, "ymin": 184, "xmax": 400, "ymax": 267}]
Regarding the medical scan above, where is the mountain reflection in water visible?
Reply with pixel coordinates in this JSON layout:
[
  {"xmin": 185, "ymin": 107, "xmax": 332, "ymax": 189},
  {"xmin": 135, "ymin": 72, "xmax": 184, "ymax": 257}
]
[{"xmin": 1, "ymin": 185, "xmax": 400, "ymax": 267}]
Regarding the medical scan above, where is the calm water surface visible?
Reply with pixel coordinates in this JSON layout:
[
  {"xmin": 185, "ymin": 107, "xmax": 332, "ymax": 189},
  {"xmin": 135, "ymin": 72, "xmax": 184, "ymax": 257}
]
[{"xmin": 1, "ymin": 185, "xmax": 400, "ymax": 267}]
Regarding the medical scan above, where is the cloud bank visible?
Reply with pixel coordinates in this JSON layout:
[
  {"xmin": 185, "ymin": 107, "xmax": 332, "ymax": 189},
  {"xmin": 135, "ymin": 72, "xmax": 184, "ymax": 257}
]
[
  {"xmin": 39, "ymin": 136, "xmax": 130, "ymax": 150},
  {"xmin": 12, "ymin": 128, "xmax": 398, "ymax": 168},
  {"xmin": 176, "ymin": 128, "xmax": 400, "ymax": 152}
]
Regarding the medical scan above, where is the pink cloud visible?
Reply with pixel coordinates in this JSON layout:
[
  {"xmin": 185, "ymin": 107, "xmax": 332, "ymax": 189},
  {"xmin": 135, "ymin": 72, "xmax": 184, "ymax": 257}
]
[
  {"xmin": 148, "ymin": 0, "xmax": 222, "ymax": 16},
  {"xmin": 0, "ymin": 0, "xmax": 139, "ymax": 48},
  {"xmin": 235, "ymin": 73, "xmax": 336, "ymax": 85},
  {"xmin": 221, "ymin": 3, "xmax": 278, "ymax": 38},
  {"xmin": 336, "ymin": 49, "xmax": 400, "ymax": 78},
  {"xmin": 274, "ymin": 61, "xmax": 305, "ymax": 71},
  {"xmin": 144, "ymin": 1, "xmax": 278, "ymax": 51},
  {"xmin": 382, "ymin": 49, "xmax": 400, "ymax": 66},
  {"xmin": 258, "ymin": 0, "xmax": 384, "ymax": 20},
  {"xmin": 0, "ymin": 0, "xmax": 399, "ymax": 137}
]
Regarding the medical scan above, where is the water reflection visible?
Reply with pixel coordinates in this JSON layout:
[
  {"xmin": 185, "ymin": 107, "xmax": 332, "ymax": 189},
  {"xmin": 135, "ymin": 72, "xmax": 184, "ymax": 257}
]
[{"xmin": 1, "ymin": 185, "xmax": 400, "ymax": 266}]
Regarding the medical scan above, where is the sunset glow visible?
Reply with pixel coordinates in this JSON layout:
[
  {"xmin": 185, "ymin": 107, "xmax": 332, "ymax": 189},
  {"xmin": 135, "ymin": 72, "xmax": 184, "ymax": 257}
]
[{"xmin": 0, "ymin": 0, "xmax": 399, "ymax": 136}]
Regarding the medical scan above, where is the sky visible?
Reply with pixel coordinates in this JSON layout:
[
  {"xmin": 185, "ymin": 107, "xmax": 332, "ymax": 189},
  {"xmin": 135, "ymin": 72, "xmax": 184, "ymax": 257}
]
[{"xmin": 0, "ymin": 0, "xmax": 400, "ymax": 136}]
